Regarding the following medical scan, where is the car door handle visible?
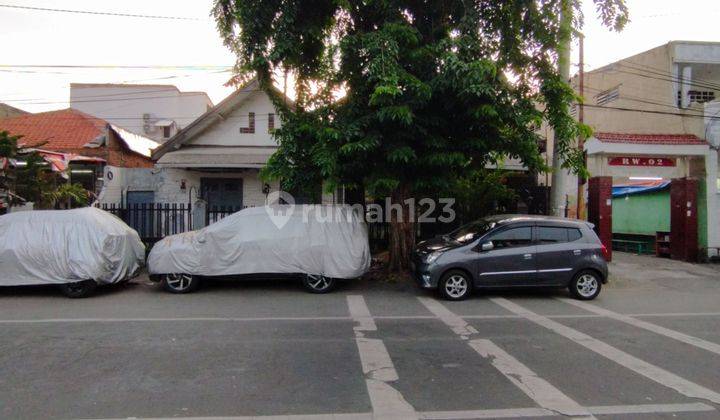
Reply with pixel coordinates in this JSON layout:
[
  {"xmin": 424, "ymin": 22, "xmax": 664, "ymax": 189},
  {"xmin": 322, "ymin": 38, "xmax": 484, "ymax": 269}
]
[
  {"xmin": 523, "ymin": 253, "xmax": 533, "ymax": 260},
  {"xmin": 573, "ymin": 250, "xmax": 581, "ymax": 255}
]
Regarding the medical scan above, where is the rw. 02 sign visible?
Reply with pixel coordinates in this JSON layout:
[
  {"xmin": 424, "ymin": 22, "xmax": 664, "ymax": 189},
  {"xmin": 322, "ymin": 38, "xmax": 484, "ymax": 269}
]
[{"xmin": 608, "ymin": 157, "xmax": 676, "ymax": 167}]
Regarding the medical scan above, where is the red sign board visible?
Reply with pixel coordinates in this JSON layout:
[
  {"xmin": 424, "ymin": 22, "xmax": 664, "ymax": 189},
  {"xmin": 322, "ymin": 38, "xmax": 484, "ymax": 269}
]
[{"xmin": 608, "ymin": 156, "xmax": 676, "ymax": 167}]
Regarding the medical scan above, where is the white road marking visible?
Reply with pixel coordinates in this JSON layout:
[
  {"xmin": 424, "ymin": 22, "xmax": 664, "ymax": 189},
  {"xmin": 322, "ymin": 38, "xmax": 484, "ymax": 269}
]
[
  {"xmin": 557, "ymin": 297, "xmax": 720, "ymax": 356},
  {"xmin": 417, "ymin": 297, "xmax": 478, "ymax": 339},
  {"xmin": 2, "ymin": 312, "xmax": 720, "ymax": 324},
  {"xmin": 585, "ymin": 402, "xmax": 715, "ymax": 415},
  {"xmin": 347, "ymin": 296, "xmax": 417, "ymax": 419},
  {"xmin": 80, "ymin": 402, "xmax": 715, "ymax": 420},
  {"xmin": 347, "ymin": 295, "xmax": 377, "ymax": 332},
  {"xmin": 469, "ymin": 339, "xmax": 593, "ymax": 417},
  {"xmin": 492, "ymin": 297, "xmax": 720, "ymax": 404}
]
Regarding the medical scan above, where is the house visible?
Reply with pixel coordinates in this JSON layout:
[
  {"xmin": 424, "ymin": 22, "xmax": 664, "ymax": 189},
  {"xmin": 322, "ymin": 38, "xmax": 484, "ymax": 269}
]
[
  {"xmin": 70, "ymin": 83, "xmax": 214, "ymax": 143},
  {"xmin": 0, "ymin": 103, "xmax": 29, "ymax": 119},
  {"xmin": 0, "ymin": 108, "xmax": 159, "ymax": 196},
  {"xmin": 150, "ymin": 79, "xmax": 284, "ymax": 211},
  {"xmin": 544, "ymin": 41, "xmax": 720, "ymax": 258}
]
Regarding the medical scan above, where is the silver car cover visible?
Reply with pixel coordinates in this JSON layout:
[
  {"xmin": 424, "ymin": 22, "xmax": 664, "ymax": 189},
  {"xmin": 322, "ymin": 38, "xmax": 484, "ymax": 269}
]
[
  {"xmin": 148, "ymin": 205, "xmax": 371, "ymax": 279},
  {"xmin": 0, "ymin": 207, "xmax": 146, "ymax": 286}
]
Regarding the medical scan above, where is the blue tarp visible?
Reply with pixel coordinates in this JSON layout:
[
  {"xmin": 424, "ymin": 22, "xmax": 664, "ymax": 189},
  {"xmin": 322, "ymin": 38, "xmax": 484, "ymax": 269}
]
[{"xmin": 612, "ymin": 181, "xmax": 670, "ymax": 197}]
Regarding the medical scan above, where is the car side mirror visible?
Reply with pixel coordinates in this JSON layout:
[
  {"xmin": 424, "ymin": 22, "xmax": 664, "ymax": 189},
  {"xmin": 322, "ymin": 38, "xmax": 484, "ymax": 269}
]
[{"xmin": 480, "ymin": 241, "xmax": 494, "ymax": 252}]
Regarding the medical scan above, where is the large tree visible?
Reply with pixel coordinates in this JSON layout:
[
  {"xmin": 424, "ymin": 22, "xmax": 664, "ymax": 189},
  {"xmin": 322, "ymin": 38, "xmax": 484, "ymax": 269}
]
[{"xmin": 213, "ymin": 0, "xmax": 628, "ymax": 271}]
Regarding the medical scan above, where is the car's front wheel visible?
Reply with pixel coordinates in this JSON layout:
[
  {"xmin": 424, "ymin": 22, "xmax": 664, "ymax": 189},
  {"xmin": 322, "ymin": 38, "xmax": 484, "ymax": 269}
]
[
  {"xmin": 58, "ymin": 280, "xmax": 98, "ymax": 298},
  {"xmin": 161, "ymin": 273, "xmax": 199, "ymax": 294},
  {"xmin": 569, "ymin": 270, "xmax": 602, "ymax": 300},
  {"xmin": 302, "ymin": 274, "xmax": 336, "ymax": 294},
  {"xmin": 438, "ymin": 270, "xmax": 472, "ymax": 301}
]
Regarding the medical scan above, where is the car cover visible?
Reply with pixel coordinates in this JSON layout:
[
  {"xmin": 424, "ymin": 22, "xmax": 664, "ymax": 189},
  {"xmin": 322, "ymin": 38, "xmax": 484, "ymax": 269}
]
[
  {"xmin": 149, "ymin": 205, "xmax": 371, "ymax": 279},
  {"xmin": 0, "ymin": 207, "xmax": 145, "ymax": 286}
]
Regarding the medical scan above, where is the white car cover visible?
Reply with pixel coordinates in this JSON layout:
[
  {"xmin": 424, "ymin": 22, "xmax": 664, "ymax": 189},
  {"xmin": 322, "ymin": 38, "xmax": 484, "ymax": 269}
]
[
  {"xmin": 0, "ymin": 207, "xmax": 146, "ymax": 286},
  {"xmin": 148, "ymin": 205, "xmax": 371, "ymax": 279}
]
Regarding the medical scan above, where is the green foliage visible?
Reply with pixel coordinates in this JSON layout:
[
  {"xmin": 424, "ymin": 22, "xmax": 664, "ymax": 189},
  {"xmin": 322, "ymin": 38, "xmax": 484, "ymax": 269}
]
[
  {"xmin": 215, "ymin": 0, "xmax": 627, "ymax": 201},
  {"xmin": 44, "ymin": 182, "xmax": 89, "ymax": 209},
  {"xmin": 450, "ymin": 169, "xmax": 518, "ymax": 224}
]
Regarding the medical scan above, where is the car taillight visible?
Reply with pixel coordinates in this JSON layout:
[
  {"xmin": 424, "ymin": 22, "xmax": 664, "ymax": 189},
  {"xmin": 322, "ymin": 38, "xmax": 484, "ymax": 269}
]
[{"xmin": 600, "ymin": 244, "xmax": 609, "ymax": 261}]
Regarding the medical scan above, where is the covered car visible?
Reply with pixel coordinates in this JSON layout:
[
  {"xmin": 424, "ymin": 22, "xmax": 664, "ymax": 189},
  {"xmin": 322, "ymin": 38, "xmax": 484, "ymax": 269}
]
[
  {"xmin": 148, "ymin": 205, "xmax": 371, "ymax": 293},
  {"xmin": 0, "ymin": 207, "xmax": 146, "ymax": 297}
]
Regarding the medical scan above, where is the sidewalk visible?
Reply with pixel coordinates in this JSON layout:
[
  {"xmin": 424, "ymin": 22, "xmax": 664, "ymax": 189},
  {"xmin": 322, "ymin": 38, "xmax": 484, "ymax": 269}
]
[{"xmin": 609, "ymin": 251, "xmax": 720, "ymax": 290}]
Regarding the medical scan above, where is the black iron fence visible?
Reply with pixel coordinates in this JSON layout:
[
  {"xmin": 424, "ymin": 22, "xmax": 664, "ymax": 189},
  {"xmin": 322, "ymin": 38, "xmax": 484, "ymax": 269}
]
[{"xmin": 96, "ymin": 203, "xmax": 254, "ymax": 244}]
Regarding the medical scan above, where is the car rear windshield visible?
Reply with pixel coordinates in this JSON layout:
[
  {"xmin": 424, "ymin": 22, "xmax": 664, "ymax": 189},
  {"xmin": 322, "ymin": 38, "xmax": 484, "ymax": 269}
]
[{"xmin": 447, "ymin": 220, "xmax": 496, "ymax": 244}]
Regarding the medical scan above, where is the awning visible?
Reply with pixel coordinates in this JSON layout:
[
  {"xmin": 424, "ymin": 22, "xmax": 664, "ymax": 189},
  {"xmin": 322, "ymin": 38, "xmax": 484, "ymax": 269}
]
[
  {"xmin": 18, "ymin": 148, "xmax": 105, "ymax": 178},
  {"xmin": 155, "ymin": 120, "xmax": 175, "ymax": 127},
  {"xmin": 612, "ymin": 180, "xmax": 670, "ymax": 197},
  {"xmin": 108, "ymin": 124, "xmax": 159, "ymax": 157},
  {"xmin": 155, "ymin": 147, "xmax": 276, "ymax": 169}
]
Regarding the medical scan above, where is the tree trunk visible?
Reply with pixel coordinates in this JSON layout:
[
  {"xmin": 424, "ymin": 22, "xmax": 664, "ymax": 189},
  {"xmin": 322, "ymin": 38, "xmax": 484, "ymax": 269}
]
[{"xmin": 387, "ymin": 183, "xmax": 415, "ymax": 272}]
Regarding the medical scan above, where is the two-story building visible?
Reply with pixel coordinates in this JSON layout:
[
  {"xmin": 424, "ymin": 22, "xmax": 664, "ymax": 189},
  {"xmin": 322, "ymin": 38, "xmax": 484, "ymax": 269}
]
[
  {"xmin": 546, "ymin": 41, "xmax": 720, "ymax": 258},
  {"xmin": 70, "ymin": 83, "xmax": 214, "ymax": 143}
]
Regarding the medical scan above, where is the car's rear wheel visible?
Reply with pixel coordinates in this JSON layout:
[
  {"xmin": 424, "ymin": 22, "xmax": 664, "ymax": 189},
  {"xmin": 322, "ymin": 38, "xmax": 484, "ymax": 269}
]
[
  {"xmin": 58, "ymin": 280, "xmax": 98, "ymax": 298},
  {"xmin": 438, "ymin": 270, "xmax": 472, "ymax": 301},
  {"xmin": 302, "ymin": 274, "xmax": 336, "ymax": 294},
  {"xmin": 570, "ymin": 270, "xmax": 602, "ymax": 300},
  {"xmin": 161, "ymin": 273, "xmax": 199, "ymax": 294}
]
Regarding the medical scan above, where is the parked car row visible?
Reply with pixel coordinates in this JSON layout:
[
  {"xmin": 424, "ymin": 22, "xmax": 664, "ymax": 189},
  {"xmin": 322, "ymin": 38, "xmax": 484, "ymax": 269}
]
[{"xmin": 0, "ymin": 207, "xmax": 608, "ymax": 300}]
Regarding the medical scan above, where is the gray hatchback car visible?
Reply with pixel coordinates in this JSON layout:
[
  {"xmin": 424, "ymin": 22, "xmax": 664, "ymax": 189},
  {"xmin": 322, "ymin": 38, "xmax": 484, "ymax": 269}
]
[{"xmin": 411, "ymin": 215, "xmax": 609, "ymax": 301}]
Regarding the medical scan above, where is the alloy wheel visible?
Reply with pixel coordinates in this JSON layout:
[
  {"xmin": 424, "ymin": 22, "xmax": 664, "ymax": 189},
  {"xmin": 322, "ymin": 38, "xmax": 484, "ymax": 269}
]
[
  {"xmin": 164, "ymin": 273, "xmax": 194, "ymax": 292},
  {"xmin": 444, "ymin": 275, "xmax": 468, "ymax": 299},
  {"xmin": 575, "ymin": 274, "xmax": 598, "ymax": 298}
]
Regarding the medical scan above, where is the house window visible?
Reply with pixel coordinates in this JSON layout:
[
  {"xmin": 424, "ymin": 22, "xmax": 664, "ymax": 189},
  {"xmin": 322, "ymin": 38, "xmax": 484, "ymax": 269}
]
[
  {"xmin": 163, "ymin": 125, "xmax": 172, "ymax": 138},
  {"xmin": 240, "ymin": 112, "xmax": 255, "ymax": 134},
  {"xmin": 268, "ymin": 113, "xmax": 275, "ymax": 133},
  {"xmin": 596, "ymin": 86, "xmax": 620, "ymax": 106}
]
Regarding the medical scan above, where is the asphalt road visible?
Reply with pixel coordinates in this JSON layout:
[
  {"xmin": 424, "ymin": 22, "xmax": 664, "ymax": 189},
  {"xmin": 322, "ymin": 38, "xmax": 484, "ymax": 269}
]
[{"xmin": 1, "ymin": 252, "xmax": 719, "ymax": 420}]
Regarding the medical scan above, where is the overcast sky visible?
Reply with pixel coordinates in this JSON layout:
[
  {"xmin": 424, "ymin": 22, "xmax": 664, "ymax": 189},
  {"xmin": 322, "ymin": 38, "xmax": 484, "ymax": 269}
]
[{"xmin": 1, "ymin": 0, "xmax": 718, "ymax": 113}]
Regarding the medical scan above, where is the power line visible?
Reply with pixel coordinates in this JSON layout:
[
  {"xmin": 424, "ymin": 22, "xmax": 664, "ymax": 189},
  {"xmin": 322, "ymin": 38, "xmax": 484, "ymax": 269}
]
[
  {"xmin": 0, "ymin": 64, "xmax": 231, "ymax": 69},
  {"xmin": 0, "ymin": 4, "xmax": 204, "ymax": 21},
  {"xmin": 583, "ymin": 104, "xmax": 720, "ymax": 121}
]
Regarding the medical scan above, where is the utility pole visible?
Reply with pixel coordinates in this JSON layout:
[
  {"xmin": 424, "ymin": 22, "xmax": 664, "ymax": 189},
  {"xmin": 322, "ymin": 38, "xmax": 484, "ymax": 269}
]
[
  {"xmin": 576, "ymin": 33, "xmax": 586, "ymax": 219},
  {"xmin": 549, "ymin": 0, "xmax": 573, "ymax": 217}
]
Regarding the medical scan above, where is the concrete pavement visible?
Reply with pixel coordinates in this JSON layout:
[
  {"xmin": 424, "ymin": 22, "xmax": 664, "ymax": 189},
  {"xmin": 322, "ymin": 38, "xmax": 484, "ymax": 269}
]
[{"xmin": 0, "ymin": 252, "xmax": 719, "ymax": 419}]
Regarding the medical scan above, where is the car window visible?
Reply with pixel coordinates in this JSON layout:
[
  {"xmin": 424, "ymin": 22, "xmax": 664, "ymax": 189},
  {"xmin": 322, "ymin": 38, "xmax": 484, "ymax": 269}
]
[
  {"xmin": 488, "ymin": 226, "xmax": 532, "ymax": 249},
  {"xmin": 538, "ymin": 227, "xmax": 568, "ymax": 244},
  {"xmin": 568, "ymin": 228, "xmax": 582, "ymax": 242},
  {"xmin": 447, "ymin": 220, "xmax": 496, "ymax": 244}
]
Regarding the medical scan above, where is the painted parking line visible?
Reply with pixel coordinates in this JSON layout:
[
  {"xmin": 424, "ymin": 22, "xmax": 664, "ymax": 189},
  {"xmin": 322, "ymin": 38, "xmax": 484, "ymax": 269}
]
[
  {"xmin": 557, "ymin": 297, "xmax": 720, "ymax": 356},
  {"xmin": 418, "ymin": 297, "xmax": 593, "ymax": 418},
  {"xmin": 2, "ymin": 312, "xmax": 720, "ymax": 324},
  {"xmin": 416, "ymin": 297, "xmax": 478, "ymax": 338},
  {"xmin": 468, "ymin": 339, "xmax": 593, "ymax": 417},
  {"xmin": 420, "ymin": 402, "xmax": 714, "ymax": 419},
  {"xmin": 492, "ymin": 297, "xmax": 720, "ymax": 404},
  {"xmin": 346, "ymin": 295, "xmax": 417, "ymax": 420}
]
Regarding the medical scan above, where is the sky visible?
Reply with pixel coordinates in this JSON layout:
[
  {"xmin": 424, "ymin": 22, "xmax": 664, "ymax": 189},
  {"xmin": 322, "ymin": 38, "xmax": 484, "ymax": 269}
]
[{"xmin": 1, "ymin": 0, "xmax": 719, "ymax": 114}]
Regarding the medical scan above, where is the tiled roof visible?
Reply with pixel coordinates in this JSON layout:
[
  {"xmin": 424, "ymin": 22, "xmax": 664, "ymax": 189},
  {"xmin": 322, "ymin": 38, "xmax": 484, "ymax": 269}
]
[
  {"xmin": 0, "ymin": 108, "xmax": 107, "ymax": 151},
  {"xmin": 594, "ymin": 132, "xmax": 706, "ymax": 145}
]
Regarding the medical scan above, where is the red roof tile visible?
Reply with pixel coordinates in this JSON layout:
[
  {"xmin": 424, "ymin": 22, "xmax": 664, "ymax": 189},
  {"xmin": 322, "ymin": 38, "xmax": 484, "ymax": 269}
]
[
  {"xmin": 594, "ymin": 132, "xmax": 706, "ymax": 145},
  {"xmin": 0, "ymin": 108, "xmax": 107, "ymax": 151}
]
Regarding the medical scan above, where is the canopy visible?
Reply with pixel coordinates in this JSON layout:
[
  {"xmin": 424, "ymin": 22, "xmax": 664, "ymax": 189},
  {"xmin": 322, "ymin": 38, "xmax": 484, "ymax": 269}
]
[{"xmin": 612, "ymin": 180, "xmax": 670, "ymax": 197}]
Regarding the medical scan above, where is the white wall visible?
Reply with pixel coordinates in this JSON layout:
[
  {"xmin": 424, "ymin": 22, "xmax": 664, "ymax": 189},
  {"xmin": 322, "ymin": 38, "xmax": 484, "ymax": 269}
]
[
  {"xmin": 155, "ymin": 168, "xmax": 278, "ymax": 208},
  {"xmin": 97, "ymin": 165, "xmax": 155, "ymax": 204},
  {"xmin": 191, "ymin": 91, "xmax": 279, "ymax": 147},
  {"xmin": 70, "ymin": 84, "xmax": 212, "ymax": 143}
]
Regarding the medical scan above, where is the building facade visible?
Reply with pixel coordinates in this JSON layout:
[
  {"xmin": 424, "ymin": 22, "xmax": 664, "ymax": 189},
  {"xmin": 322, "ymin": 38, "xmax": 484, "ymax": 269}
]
[
  {"xmin": 70, "ymin": 83, "xmax": 214, "ymax": 143},
  {"xmin": 544, "ymin": 41, "xmax": 720, "ymax": 257}
]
